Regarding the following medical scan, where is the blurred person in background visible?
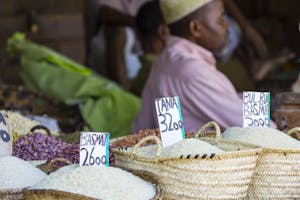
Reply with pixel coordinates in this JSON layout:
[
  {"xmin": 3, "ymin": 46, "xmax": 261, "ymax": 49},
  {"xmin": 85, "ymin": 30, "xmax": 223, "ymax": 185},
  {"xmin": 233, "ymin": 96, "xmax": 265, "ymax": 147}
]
[
  {"xmin": 83, "ymin": 0, "xmax": 149, "ymax": 89},
  {"xmin": 132, "ymin": 0, "xmax": 276, "ymax": 132},
  {"xmin": 131, "ymin": 0, "xmax": 169, "ymax": 96},
  {"xmin": 220, "ymin": 0, "xmax": 295, "ymax": 84}
]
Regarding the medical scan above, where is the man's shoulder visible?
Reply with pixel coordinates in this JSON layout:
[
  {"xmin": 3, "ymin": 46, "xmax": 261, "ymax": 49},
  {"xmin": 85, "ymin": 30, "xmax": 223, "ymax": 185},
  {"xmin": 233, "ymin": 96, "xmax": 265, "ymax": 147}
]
[{"xmin": 157, "ymin": 48, "xmax": 213, "ymax": 77}]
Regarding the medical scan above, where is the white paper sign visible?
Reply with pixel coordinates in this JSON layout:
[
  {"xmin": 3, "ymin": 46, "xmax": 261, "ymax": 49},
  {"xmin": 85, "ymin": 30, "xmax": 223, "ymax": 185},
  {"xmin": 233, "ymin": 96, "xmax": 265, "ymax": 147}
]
[
  {"xmin": 155, "ymin": 96, "xmax": 185, "ymax": 147},
  {"xmin": 80, "ymin": 132, "xmax": 109, "ymax": 167},
  {"xmin": 243, "ymin": 91, "xmax": 270, "ymax": 127},
  {"xmin": 0, "ymin": 111, "xmax": 12, "ymax": 156}
]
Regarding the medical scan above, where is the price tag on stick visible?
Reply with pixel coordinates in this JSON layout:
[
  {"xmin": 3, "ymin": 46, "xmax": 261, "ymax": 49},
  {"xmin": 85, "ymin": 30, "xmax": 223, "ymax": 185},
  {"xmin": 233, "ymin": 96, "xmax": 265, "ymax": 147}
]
[
  {"xmin": 243, "ymin": 91, "xmax": 270, "ymax": 127},
  {"xmin": 80, "ymin": 132, "xmax": 110, "ymax": 167},
  {"xmin": 0, "ymin": 111, "xmax": 12, "ymax": 156},
  {"xmin": 155, "ymin": 96, "xmax": 185, "ymax": 147}
]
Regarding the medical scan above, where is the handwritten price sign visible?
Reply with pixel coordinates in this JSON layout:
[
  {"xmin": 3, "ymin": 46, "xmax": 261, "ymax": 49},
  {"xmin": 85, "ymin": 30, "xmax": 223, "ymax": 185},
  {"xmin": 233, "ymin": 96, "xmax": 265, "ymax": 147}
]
[
  {"xmin": 243, "ymin": 92, "xmax": 270, "ymax": 127},
  {"xmin": 155, "ymin": 96, "xmax": 185, "ymax": 147},
  {"xmin": 0, "ymin": 111, "xmax": 12, "ymax": 156},
  {"xmin": 80, "ymin": 132, "xmax": 109, "ymax": 167}
]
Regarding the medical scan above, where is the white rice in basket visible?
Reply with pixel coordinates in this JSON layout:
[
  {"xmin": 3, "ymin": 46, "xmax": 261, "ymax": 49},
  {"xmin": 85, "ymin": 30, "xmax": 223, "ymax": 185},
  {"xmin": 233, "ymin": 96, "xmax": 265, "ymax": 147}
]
[
  {"xmin": 137, "ymin": 138, "xmax": 224, "ymax": 158},
  {"xmin": 222, "ymin": 127, "xmax": 300, "ymax": 149},
  {"xmin": 32, "ymin": 165, "xmax": 156, "ymax": 200},
  {"xmin": 0, "ymin": 156, "xmax": 47, "ymax": 189}
]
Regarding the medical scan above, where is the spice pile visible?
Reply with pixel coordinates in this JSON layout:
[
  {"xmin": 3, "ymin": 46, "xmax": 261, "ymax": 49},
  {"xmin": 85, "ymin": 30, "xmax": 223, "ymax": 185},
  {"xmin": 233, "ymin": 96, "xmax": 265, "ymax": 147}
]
[
  {"xmin": 13, "ymin": 132, "xmax": 115, "ymax": 165},
  {"xmin": 111, "ymin": 128, "xmax": 194, "ymax": 147}
]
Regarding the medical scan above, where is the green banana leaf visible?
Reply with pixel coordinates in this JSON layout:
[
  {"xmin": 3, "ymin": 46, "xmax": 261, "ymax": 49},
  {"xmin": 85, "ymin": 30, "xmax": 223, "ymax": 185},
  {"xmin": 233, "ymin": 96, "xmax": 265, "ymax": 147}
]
[{"xmin": 7, "ymin": 32, "xmax": 140, "ymax": 138}]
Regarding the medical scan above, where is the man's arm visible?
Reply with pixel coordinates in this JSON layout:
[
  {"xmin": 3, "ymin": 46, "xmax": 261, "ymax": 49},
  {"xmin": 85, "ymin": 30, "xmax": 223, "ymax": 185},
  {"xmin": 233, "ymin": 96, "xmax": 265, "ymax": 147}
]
[{"xmin": 223, "ymin": 0, "xmax": 268, "ymax": 58}]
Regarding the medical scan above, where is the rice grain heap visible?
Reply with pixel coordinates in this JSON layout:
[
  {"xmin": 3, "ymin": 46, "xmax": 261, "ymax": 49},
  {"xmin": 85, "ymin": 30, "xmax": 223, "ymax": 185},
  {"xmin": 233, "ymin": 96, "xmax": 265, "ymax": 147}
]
[
  {"xmin": 0, "ymin": 156, "xmax": 47, "ymax": 189},
  {"xmin": 31, "ymin": 165, "xmax": 155, "ymax": 200},
  {"xmin": 1, "ymin": 110, "xmax": 39, "ymax": 142},
  {"xmin": 137, "ymin": 138, "xmax": 224, "ymax": 158},
  {"xmin": 222, "ymin": 127, "xmax": 300, "ymax": 149}
]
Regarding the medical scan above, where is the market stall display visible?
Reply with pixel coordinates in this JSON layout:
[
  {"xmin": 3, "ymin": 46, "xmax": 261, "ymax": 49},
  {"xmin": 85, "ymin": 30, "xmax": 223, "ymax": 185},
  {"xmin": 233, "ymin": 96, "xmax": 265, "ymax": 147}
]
[
  {"xmin": 25, "ymin": 165, "xmax": 162, "ymax": 200},
  {"xmin": 221, "ymin": 125, "xmax": 300, "ymax": 199},
  {"xmin": 112, "ymin": 131, "xmax": 261, "ymax": 199},
  {"xmin": 13, "ymin": 132, "xmax": 115, "ymax": 166}
]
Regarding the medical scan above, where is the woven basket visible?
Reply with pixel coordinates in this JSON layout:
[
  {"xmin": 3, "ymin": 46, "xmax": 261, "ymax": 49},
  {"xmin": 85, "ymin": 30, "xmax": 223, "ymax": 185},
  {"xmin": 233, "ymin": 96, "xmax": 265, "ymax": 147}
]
[
  {"xmin": 209, "ymin": 123, "xmax": 300, "ymax": 199},
  {"xmin": 247, "ymin": 127, "xmax": 300, "ymax": 199},
  {"xmin": 37, "ymin": 157, "xmax": 72, "ymax": 174},
  {"xmin": 247, "ymin": 148, "xmax": 300, "ymax": 199},
  {"xmin": 0, "ymin": 188, "xmax": 23, "ymax": 200},
  {"xmin": 112, "ymin": 126, "xmax": 261, "ymax": 200},
  {"xmin": 286, "ymin": 127, "xmax": 300, "ymax": 141},
  {"xmin": 23, "ymin": 189, "xmax": 97, "ymax": 200},
  {"xmin": 23, "ymin": 170, "xmax": 163, "ymax": 200}
]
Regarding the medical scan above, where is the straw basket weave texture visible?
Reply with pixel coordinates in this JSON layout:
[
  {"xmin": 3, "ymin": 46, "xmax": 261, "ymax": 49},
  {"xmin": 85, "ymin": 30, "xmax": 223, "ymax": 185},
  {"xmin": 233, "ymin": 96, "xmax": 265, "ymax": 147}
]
[
  {"xmin": 207, "ymin": 123, "xmax": 300, "ymax": 199},
  {"xmin": 37, "ymin": 157, "xmax": 72, "ymax": 174},
  {"xmin": 287, "ymin": 127, "xmax": 300, "ymax": 141},
  {"xmin": 247, "ymin": 148, "xmax": 300, "ymax": 199},
  {"xmin": 23, "ymin": 189, "xmax": 97, "ymax": 200},
  {"xmin": 112, "ymin": 124, "xmax": 261, "ymax": 200},
  {"xmin": 0, "ymin": 188, "xmax": 23, "ymax": 200},
  {"xmin": 23, "ymin": 170, "xmax": 163, "ymax": 200}
]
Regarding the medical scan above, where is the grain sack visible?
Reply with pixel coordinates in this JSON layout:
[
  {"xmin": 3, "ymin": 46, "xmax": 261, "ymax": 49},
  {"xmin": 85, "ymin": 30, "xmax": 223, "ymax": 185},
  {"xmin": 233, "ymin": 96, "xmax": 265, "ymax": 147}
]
[
  {"xmin": 31, "ymin": 165, "xmax": 156, "ymax": 200},
  {"xmin": 0, "ymin": 156, "xmax": 47, "ymax": 189},
  {"xmin": 136, "ymin": 138, "xmax": 224, "ymax": 158},
  {"xmin": 222, "ymin": 127, "xmax": 300, "ymax": 149},
  {"xmin": 0, "ymin": 111, "xmax": 12, "ymax": 156}
]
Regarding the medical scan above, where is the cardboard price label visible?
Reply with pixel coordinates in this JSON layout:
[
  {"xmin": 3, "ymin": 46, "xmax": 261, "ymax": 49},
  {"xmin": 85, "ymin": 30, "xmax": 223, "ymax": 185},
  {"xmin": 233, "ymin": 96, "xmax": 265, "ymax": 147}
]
[
  {"xmin": 155, "ymin": 96, "xmax": 185, "ymax": 147},
  {"xmin": 0, "ymin": 111, "xmax": 12, "ymax": 156},
  {"xmin": 80, "ymin": 132, "xmax": 110, "ymax": 167},
  {"xmin": 243, "ymin": 91, "xmax": 270, "ymax": 127}
]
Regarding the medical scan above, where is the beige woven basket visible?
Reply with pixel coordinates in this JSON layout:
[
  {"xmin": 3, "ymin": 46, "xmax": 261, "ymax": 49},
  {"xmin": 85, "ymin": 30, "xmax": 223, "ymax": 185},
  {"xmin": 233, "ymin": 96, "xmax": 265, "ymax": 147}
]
[
  {"xmin": 112, "ymin": 125, "xmax": 261, "ymax": 200},
  {"xmin": 0, "ymin": 188, "xmax": 23, "ymax": 200},
  {"xmin": 37, "ymin": 157, "xmax": 72, "ymax": 175},
  {"xmin": 209, "ymin": 123, "xmax": 300, "ymax": 199},
  {"xmin": 287, "ymin": 127, "xmax": 300, "ymax": 141},
  {"xmin": 247, "ymin": 148, "xmax": 300, "ymax": 199},
  {"xmin": 23, "ymin": 170, "xmax": 163, "ymax": 200}
]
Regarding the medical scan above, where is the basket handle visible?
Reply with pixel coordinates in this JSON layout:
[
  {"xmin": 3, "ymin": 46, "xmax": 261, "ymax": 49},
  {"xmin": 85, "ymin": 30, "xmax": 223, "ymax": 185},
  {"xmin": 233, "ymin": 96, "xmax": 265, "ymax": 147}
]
[
  {"xmin": 287, "ymin": 127, "xmax": 300, "ymax": 140},
  {"xmin": 130, "ymin": 136, "xmax": 162, "ymax": 162},
  {"xmin": 30, "ymin": 125, "xmax": 51, "ymax": 136},
  {"xmin": 75, "ymin": 122, "xmax": 94, "ymax": 132},
  {"xmin": 194, "ymin": 121, "xmax": 221, "ymax": 143}
]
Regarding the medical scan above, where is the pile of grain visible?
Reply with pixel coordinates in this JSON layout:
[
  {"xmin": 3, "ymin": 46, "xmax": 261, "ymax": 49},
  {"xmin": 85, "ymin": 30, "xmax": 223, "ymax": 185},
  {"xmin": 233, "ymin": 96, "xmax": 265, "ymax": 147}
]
[
  {"xmin": 222, "ymin": 127, "xmax": 300, "ymax": 149},
  {"xmin": 0, "ymin": 156, "xmax": 47, "ymax": 189},
  {"xmin": 137, "ymin": 138, "xmax": 224, "ymax": 158},
  {"xmin": 1, "ymin": 110, "xmax": 60, "ymax": 142},
  {"xmin": 32, "ymin": 165, "xmax": 155, "ymax": 200}
]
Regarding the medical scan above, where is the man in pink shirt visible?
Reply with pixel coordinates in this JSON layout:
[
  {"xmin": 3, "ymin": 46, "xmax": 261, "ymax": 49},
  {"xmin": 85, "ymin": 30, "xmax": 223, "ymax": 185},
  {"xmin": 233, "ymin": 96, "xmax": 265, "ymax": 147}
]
[{"xmin": 132, "ymin": 0, "xmax": 244, "ymax": 132}]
